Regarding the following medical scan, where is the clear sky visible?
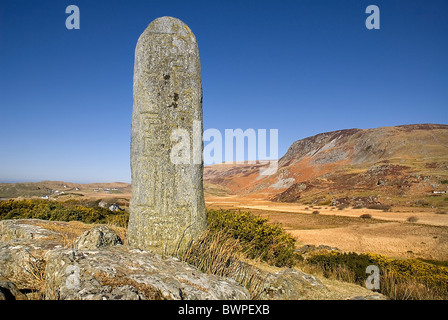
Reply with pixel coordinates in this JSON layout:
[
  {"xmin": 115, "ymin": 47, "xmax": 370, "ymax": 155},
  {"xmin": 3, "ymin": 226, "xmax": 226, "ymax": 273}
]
[{"xmin": 0, "ymin": 0, "xmax": 447, "ymax": 183}]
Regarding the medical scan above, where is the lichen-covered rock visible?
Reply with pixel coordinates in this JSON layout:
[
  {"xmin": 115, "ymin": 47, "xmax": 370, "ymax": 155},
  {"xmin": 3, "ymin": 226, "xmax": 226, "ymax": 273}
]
[
  {"xmin": 0, "ymin": 219, "xmax": 387, "ymax": 300},
  {"xmin": 0, "ymin": 220, "xmax": 64, "ymax": 288},
  {"xmin": 258, "ymin": 268, "xmax": 327, "ymax": 300},
  {"xmin": 128, "ymin": 16, "xmax": 206, "ymax": 255},
  {"xmin": 73, "ymin": 226, "xmax": 122, "ymax": 250},
  {"xmin": 44, "ymin": 247, "xmax": 249, "ymax": 300},
  {"xmin": 0, "ymin": 280, "xmax": 28, "ymax": 300},
  {"xmin": 0, "ymin": 219, "xmax": 63, "ymax": 242}
]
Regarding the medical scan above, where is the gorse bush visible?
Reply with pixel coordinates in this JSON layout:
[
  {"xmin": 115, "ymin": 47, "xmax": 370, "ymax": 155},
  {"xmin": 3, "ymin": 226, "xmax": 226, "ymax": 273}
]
[
  {"xmin": 307, "ymin": 252, "xmax": 373, "ymax": 284},
  {"xmin": 206, "ymin": 209, "xmax": 297, "ymax": 267},
  {"xmin": 306, "ymin": 251, "xmax": 448, "ymax": 299},
  {"xmin": 0, "ymin": 199, "xmax": 129, "ymax": 225}
]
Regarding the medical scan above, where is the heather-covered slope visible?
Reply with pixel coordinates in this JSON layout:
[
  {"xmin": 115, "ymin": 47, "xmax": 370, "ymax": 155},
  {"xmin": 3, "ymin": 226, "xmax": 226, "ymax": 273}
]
[{"xmin": 204, "ymin": 124, "xmax": 448, "ymax": 207}]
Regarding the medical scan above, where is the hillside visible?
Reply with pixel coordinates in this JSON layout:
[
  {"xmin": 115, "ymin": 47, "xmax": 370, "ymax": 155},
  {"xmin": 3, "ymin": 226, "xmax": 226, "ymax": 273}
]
[
  {"xmin": 204, "ymin": 124, "xmax": 448, "ymax": 208},
  {"xmin": 2, "ymin": 124, "xmax": 447, "ymax": 209},
  {"xmin": 0, "ymin": 181, "xmax": 132, "ymax": 209}
]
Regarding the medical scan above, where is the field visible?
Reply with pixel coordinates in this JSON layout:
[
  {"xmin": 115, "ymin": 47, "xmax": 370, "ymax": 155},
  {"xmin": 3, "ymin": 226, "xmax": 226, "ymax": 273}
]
[
  {"xmin": 0, "ymin": 181, "xmax": 132, "ymax": 209},
  {"xmin": 206, "ymin": 195, "xmax": 448, "ymax": 261}
]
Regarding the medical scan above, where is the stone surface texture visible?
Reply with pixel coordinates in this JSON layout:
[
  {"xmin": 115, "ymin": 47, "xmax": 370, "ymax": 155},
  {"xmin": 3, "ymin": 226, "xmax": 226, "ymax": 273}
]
[
  {"xmin": 73, "ymin": 226, "xmax": 123, "ymax": 250},
  {"xmin": 0, "ymin": 219, "xmax": 249, "ymax": 300},
  {"xmin": 0, "ymin": 219, "xmax": 387, "ymax": 300},
  {"xmin": 128, "ymin": 16, "xmax": 206, "ymax": 255}
]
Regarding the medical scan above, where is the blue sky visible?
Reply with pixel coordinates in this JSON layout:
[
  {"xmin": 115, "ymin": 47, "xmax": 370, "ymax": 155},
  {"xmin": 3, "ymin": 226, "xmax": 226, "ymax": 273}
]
[{"xmin": 0, "ymin": 0, "xmax": 447, "ymax": 183}]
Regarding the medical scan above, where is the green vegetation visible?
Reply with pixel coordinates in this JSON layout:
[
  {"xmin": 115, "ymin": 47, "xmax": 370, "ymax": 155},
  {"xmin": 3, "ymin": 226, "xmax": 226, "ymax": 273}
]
[
  {"xmin": 0, "ymin": 199, "xmax": 129, "ymax": 226},
  {"xmin": 317, "ymin": 199, "xmax": 332, "ymax": 206},
  {"xmin": 180, "ymin": 209, "xmax": 299, "ymax": 298},
  {"xmin": 305, "ymin": 251, "xmax": 448, "ymax": 300},
  {"xmin": 414, "ymin": 195, "xmax": 448, "ymax": 209},
  {"xmin": 418, "ymin": 259, "xmax": 448, "ymax": 268},
  {"xmin": 5, "ymin": 199, "xmax": 448, "ymax": 299},
  {"xmin": 206, "ymin": 209, "xmax": 297, "ymax": 267},
  {"xmin": 366, "ymin": 204, "xmax": 391, "ymax": 211},
  {"xmin": 440, "ymin": 180, "xmax": 448, "ymax": 184}
]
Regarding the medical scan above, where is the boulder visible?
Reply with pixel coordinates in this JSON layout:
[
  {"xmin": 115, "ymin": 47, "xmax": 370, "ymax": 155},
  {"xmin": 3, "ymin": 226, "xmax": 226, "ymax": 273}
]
[
  {"xmin": 73, "ymin": 226, "xmax": 122, "ymax": 250},
  {"xmin": 0, "ymin": 219, "xmax": 63, "ymax": 242},
  {"xmin": 44, "ymin": 247, "xmax": 249, "ymax": 300},
  {"xmin": 258, "ymin": 268, "xmax": 327, "ymax": 300},
  {"xmin": 0, "ymin": 219, "xmax": 387, "ymax": 300},
  {"xmin": 0, "ymin": 220, "xmax": 63, "ymax": 289}
]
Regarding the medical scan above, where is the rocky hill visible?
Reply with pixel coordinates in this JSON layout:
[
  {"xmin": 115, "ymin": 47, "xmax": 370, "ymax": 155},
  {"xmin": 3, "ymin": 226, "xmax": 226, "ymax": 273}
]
[{"xmin": 204, "ymin": 124, "xmax": 448, "ymax": 207}]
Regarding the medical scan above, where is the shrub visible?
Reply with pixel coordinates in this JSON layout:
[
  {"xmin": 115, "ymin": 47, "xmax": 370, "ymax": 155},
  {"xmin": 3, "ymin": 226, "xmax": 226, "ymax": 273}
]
[
  {"xmin": 305, "ymin": 251, "xmax": 448, "ymax": 299},
  {"xmin": 366, "ymin": 204, "xmax": 391, "ymax": 212},
  {"xmin": 0, "ymin": 199, "xmax": 128, "ymax": 226},
  {"xmin": 206, "ymin": 209, "xmax": 297, "ymax": 267},
  {"xmin": 307, "ymin": 252, "xmax": 374, "ymax": 284},
  {"xmin": 318, "ymin": 200, "xmax": 332, "ymax": 206},
  {"xmin": 360, "ymin": 214, "xmax": 372, "ymax": 219},
  {"xmin": 312, "ymin": 210, "xmax": 320, "ymax": 215},
  {"xmin": 407, "ymin": 216, "xmax": 419, "ymax": 223}
]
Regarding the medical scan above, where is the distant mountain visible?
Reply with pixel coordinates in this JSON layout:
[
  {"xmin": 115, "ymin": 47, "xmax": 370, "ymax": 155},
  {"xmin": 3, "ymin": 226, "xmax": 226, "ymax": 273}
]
[
  {"xmin": 2, "ymin": 124, "xmax": 447, "ymax": 208},
  {"xmin": 204, "ymin": 124, "xmax": 448, "ymax": 207}
]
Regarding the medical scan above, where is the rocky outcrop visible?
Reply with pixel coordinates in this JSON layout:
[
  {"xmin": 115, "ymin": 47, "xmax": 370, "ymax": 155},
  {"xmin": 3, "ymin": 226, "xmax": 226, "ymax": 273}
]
[
  {"xmin": 0, "ymin": 219, "xmax": 249, "ymax": 300},
  {"xmin": 0, "ymin": 219, "xmax": 63, "ymax": 242},
  {"xmin": 0, "ymin": 219, "xmax": 386, "ymax": 300},
  {"xmin": 44, "ymin": 247, "xmax": 248, "ymax": 300},
  {"xmin": 204, "ymin": 124, "xmax": 448, "ymax": 205},
  {"xmin": 73, "ymin": 226, "xmax": 122, "ymax": 250},
  {"xmin": 257, "ymin": 268, "xmax": 327, "ymax": 300}
]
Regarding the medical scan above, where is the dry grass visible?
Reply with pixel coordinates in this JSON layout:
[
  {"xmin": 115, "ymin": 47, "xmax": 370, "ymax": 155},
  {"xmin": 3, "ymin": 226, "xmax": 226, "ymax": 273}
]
[
  {"xmin": 297, "ymin": 260, "xmax": 356, "ymax": 284},
  {"xmin": 180, "ymin": 229, "xmax": 242, "ymax": 277},
  {"xmin": 4, "ymin": 251, "xmax": 48, "ymax": 300},
  {"xmin": 30, "ymin": 220, "xmax": 127, "ymax": 248},
  {"xmin": 31, "ymin": 220, "xmax": 92, "ymax": 247},
  {"xmin": 178, "ymin": 229, "xmax": 266, "ymax": 299},
  {"xmin": 206, "ymin": 197, "xmax": 448, "ymax": 260},
  {"xmin": 380, "ymin": 270, "xmax": 443, "ymax": 300},
  {"xmin": 298, "ymin": 257, "xmax": 448, "ymax": 300}
]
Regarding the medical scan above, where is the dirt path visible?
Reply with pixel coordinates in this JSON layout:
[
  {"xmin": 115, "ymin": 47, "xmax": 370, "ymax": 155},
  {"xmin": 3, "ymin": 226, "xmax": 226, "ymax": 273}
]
[
  {"xmin": 206, "ymin": 196, "xmax": 448, "ymax": 260},
  {"xmin": 206, "ymin": 195, "xmax": 448, "ymax": 227}
]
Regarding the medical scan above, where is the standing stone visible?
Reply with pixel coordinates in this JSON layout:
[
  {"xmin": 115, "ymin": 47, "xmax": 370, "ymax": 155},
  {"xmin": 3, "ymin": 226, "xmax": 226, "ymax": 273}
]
[{"xmin": 127, "ymin": 17, "xmax": 206, "ymax": 255}]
